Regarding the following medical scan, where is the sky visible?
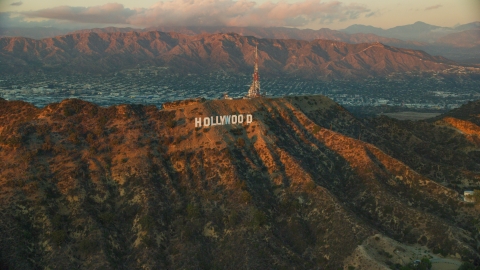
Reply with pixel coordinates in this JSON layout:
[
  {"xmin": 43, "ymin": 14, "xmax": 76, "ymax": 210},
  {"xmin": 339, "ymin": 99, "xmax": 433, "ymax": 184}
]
[{"xmin": 0, "ymin": 0, "xmax": 479, "ymax": 30}]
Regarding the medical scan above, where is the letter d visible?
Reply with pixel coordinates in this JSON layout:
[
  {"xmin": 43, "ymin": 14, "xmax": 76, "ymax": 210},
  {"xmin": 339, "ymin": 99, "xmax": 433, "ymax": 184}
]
[{"xmin": 246, "ymin": 114, "xmax": 252, "ymax": 124}]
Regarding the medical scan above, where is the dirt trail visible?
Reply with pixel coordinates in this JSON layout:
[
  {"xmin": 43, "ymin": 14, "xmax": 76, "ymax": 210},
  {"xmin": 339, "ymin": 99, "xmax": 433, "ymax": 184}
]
[{"xmin": 344, "ymin": 234, "xmax": 464, "ymax": 269}]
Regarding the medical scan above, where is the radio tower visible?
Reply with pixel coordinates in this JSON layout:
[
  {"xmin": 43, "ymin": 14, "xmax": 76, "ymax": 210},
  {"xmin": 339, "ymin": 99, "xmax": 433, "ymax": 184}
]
[{"xmin": 247, "ymin": 45, "xmax": 261, "ymax": 98}]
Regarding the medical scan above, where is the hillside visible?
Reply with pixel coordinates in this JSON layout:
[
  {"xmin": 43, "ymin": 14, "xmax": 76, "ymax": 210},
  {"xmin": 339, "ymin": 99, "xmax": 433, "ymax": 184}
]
[
  {"xmin": 436, "ymin": 29, "xmax": 480, "ymax": 48},
  {"xmin": 0, "ymin": 31, "xmax": 462, "ymax": 78},
  {"xmin": 0, "ymin": 96, "xmax": 479, "ymax": 269},
  {"xmin": 342, "ymin": 21, "xmax": 480, "ymax": 43}
]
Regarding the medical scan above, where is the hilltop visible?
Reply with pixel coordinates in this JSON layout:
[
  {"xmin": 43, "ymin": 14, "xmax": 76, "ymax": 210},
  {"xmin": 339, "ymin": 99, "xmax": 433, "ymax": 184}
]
[{"xmin": 0, "ymin": 96, "xmax": 479, "ymax": 269}]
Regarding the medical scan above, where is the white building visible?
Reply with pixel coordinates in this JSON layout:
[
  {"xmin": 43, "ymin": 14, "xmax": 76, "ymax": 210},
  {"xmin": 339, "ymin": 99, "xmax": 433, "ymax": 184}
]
[{"xmin": 464, "ymin": 191, "xmax": 475, "ymax": 203}]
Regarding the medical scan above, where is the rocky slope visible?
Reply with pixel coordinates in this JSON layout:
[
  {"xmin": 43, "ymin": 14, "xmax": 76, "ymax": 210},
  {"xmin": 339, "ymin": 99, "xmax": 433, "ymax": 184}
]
[
  {"xmin": 0, "ymin": 31, "xmax": 462, "ymax": 78},
  {"xmin": 0, "ymin": 96, "xmax": 479, "ymax": 269}
]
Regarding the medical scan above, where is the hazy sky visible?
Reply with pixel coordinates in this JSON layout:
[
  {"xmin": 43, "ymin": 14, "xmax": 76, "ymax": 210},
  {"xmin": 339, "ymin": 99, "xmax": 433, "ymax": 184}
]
[{"xmin": 0, "ymin": 0, "xmax": 479, "ymax": 30}]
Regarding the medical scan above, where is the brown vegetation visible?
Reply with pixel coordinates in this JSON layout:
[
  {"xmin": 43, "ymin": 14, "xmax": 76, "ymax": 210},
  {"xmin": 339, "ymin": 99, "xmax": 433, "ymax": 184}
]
[{"xmin": 0, "ymin": 96, "xmax": 479, "ymax": 269}]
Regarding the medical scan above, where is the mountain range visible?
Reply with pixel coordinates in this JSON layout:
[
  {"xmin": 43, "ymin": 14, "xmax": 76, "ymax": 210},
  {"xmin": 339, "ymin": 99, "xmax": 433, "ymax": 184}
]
[
  {"xmin": 342, "ymin": 21, "xmax": 477, "ymax": 43},
  {"xmin": 1, "ymin": 21, "xmax": 478, "ymax": 63},
  {"xmin": 0, "ymin": 95, "xmax": 479, "ymax": 268},
  {"xmin": 2, "ymin": 21, "xmax": 478, "ymax": 44},
  {"xmin": 0, "ymin": 31, "xmax": 471, "ymax": 79}
]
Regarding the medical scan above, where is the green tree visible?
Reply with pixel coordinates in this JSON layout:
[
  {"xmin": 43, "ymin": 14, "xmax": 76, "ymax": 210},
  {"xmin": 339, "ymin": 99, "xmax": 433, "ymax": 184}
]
[
  {"xmin": 473, "ymin": 190, "xmax": 480, "ymax": 205},
  {"xmin": 400, "ymin": 258, "xmax": 432, "ymax": 270},
  {"xmin": 236, "ymin": 137, "xmax": 245, "ymax": 147},
  {"xmin": 166, "ymin": 119, "xmax": 176, "ymax": 128},
  {"xmin": 186, "ymin": 203, "xmax": 200, "ymax": 219},
  {"xmin": 418, "ymin": 258, "xmax": 432, "ymax": 270},
  {"xmin": 458, "ymin": 261, "xmax": 480, "ymax": 270}
]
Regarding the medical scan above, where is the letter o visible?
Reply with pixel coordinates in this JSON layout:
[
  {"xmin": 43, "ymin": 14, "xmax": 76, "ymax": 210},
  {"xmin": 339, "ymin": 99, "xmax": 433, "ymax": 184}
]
[
  {"xmin": 204, "ymin": 117, "xmax": 210, "ymax": 126},
  {"xmin": 232, "ymin": 115, "xmax": 237, "ymax": 124},
  {"xmin": 238, "ymin": 114, "xmax": 244, "ymax": 123}
]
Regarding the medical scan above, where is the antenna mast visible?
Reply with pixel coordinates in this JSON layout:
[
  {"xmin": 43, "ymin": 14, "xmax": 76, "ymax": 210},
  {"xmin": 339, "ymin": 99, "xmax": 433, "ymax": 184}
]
[{"xmin": 247, "ymin": 45, "xmax": 261, "ymax": 98}]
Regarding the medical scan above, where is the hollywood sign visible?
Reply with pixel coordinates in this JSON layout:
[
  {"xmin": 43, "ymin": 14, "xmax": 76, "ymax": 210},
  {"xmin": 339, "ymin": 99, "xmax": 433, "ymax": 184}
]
[{"xmin": 195, "ymin": 114, "xmax": 253, "ymax": 127}]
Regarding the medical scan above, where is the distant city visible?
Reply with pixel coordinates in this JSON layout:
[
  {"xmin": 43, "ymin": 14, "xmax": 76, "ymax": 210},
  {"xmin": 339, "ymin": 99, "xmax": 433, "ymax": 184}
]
[{"xmin": 1, "ymin": 66, "xmax": 479, "ymax": 112}]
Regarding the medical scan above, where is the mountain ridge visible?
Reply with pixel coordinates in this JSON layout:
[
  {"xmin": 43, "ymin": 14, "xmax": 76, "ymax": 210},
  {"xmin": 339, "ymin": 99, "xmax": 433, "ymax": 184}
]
[
  {"xmin": 341, "ymin": 21, "xmax": 480, "ymax": 41},
  {"xmin": 0, "ymin": 31, "xmax": 466, "ymax": 78},
  {"xmin": 2, "ymin": 21, "xmax": 478, "ymax": 42},
  {"xmin": 2, "ymin": 22, "xmax": 478, "ymax": 63}
]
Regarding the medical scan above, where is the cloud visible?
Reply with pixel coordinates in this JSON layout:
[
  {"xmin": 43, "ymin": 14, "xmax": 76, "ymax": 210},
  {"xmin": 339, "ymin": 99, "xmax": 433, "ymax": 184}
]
[
  {"xmin": 425, "ymin": 4, "xmax": 442, "ymax": 11},
  {"xmin": 0, "ymin": 12, "xmax": 110, "ymax": 29},
  {"xmin": 21, "ymin": 3, "xmax": 136, "ymax": 24},
  {"xmin": 17, "ymin": 0, "xmax": 371, "ymax": 28},
  {"xmin": 0, "ymin": 12, "xmax": 52, "ymax": 28},
  {"xmin": 10, "ymin": 1, "xmax": 22, "ymax": 6}
]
